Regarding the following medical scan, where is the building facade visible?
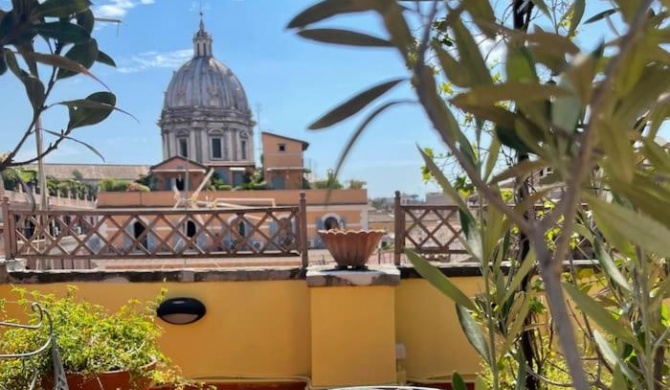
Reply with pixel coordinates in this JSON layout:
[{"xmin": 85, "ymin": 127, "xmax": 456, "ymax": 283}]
[{"xmin": 262, "ymin": 132, "xmax": 308, "ymax": 190}]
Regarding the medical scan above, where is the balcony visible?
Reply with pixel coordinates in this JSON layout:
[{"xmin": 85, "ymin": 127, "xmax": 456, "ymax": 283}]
[{"xmin": 0, "ymin": 191, "xmax": 600, "ymax": 390}]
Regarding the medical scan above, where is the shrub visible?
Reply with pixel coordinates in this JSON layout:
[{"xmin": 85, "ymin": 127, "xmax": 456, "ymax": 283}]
[
  {"xmin": 127, "ymin": 182, "xmax": 150, "ymax": 192},
  {"xmin": 0, "ymin": 287, "xmax": 208, "ymax": 390},
  {"xmin": 98, "ymin": 179, "xmax": 132, "ymax": 192}
]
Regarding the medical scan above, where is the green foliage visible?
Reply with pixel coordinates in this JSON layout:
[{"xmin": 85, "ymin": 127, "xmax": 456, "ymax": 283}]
[
  {"xmin": 302, "ymin": 177, "xmax": 312, "ymax": 190},
  {"xmin": 127, "ymin": 182, "xmax": 150, "ymax": 192},
  {"xmin": 137, "ymin": 173, "xmax": 159, "ymax": 191},
  {"xmin": 1, "ymin": 167, "xmax": 96, "ymax": 198},
  {"xmin": 71, "ymin": 169, "xmax": 83, "ymax": 181},
  {"xmin": 238, "ymin": 170, "xmax": 267, "ymax": 190},
  {"xmin": 0, "ymin": 286, "xmax": 157, "ymax": 387},
  {"xmin": 347, "ymin": 179, "xmax": 366, "ymax": 189},
  {"xmin": 98, "ymin": 178, "xmax": 132, "ymax": 192},
  {"xmin": 238, "ymin": 181, "xmax": 268, "ymax": 191},
  {"xmin": 0, "ymin": 166, "xmax": 21, "ymax": 189},
  {"xmin": 479, "ymin": 337, "xmax": 613, "ymax": 389},
  {"xmin": 0, "ymin": 0, "xmax": 124, "ymax": 172},
  {"xmin": 313, "ymin": 169, "xmax": 343, "ymax": 189},
  {"xmin": 209, "ymin": 171, "xmax": 228, "ymax": 190},
  {"xmin": 288, "ymin": 0, "xmax": 670, "ymax": 389},
  {"xmin": 0, "ymin": 286, "xmax": 209, "ymax": 390}
]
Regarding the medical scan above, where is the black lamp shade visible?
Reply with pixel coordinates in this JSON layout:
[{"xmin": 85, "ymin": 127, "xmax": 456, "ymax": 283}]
[{"xmin": 156, "ymin": 297, "xmax": 206, "ymax": 325}]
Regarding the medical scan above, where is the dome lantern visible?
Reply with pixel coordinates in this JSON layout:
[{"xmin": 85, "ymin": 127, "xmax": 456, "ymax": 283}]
[{"xmin": 193, "ymin": 14, "xmax": 213, "ymax": 57}]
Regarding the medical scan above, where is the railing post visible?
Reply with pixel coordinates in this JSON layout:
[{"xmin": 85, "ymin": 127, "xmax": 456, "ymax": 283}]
[
  {"xmin": 299, "ymin": 192, "xmax": 309, "ymax": 268},
  {"xmin": 2, "ymin": 197, "xmax": 12, "ymax": 259},
  {"xmin": 394, "ymin": 191, "xmax": 402, "ymax": 266}
]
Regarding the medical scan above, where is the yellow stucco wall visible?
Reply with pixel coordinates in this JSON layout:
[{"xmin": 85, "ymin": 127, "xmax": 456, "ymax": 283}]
[
  {"xmin": 395, "ymin": 278, "xmax": 482, "ymax": 382},
  {"xmin": 310, "ymin": 286, "xmax": 397, "ymax": 387},
  {"xmin": 0, "ymin": 281, "xmax": 312, "ymax": 380},
  {"xmin": 0, "ymin": 276, "xmax": 485, "ymax": 385}
]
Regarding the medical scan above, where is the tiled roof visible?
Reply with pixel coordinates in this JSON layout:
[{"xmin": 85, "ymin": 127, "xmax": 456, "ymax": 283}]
[
  {"xmin": 262, "ymin": 131, "xmax": 309, "ymax": 150},
  {"xmin": 368, "ymin": 211, "xmax": 394, "ymax": 223},
  {"xmin": 23, "ymin": 163, "xmax": 150, "ymax": 181}
]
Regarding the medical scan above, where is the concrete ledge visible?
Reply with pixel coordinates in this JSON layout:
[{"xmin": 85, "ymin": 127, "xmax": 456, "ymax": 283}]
[
  {"xmin": 4, "ymin": 267, "xmax": 306, "ymax": 284},
  {"xmin": 400, "ymin": 259, "xmax": 599, "ymax": 278},
  {"xmin": 306, "ymin": 264, "xmax": 400, "ymax": 287}
]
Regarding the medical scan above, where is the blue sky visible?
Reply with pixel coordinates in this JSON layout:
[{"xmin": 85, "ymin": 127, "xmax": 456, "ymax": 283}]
[{"xmin": 0, "ymin": 0, "xmax": 624, "ymax": 198}]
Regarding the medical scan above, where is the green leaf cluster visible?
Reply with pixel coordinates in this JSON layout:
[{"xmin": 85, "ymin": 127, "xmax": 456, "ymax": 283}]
[
  {"xmin": 0, "ymin": 0, "xmax": 129, "ymax": 172},
  {"xmin": 288, "ymin": 0, "xmax": 670, "ymax": 389}
]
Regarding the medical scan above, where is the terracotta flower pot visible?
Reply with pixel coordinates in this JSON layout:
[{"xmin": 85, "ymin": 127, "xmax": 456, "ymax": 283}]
[
  {"xmin": 318, "ymin": 229, "xmax": 385, "ymax": 270},
  {"xmin": 45, "ymin": 361, "xmax": 156, "ymax": 390}
]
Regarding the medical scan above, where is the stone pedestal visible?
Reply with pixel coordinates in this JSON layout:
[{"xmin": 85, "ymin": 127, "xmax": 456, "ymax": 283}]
[{"xmin": 307, "ymin": 265, "xmax": 400, "ymax": 388}]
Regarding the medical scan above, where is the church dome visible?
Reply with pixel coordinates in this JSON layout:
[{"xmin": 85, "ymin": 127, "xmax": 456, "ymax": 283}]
[{"xmin": 163, "ymin": 20, "xmax": 250, "ymax": 114}]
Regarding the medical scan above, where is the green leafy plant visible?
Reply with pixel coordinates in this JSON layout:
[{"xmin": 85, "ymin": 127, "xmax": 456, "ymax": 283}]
[
  {"xmin": 98, "ymin": 178, "xmax": 132, "ymax": 192},
  {"xmin": 0, "ymin": 0, "xmax": 129, "ymax": 175},
  {"xmin": 127, "ymin": 182, "xmax": 150, "ymax": 192},
  {"xmin": 0, "ymin": 286, "xmax": 204, "ymax": 390},
  {"xmin": 313, "ymin": 169, "xmax": 343, "ymax": 189},
  {"xmin": 288, "ymin": 0, "xmax": 670, "ymax": 389}
]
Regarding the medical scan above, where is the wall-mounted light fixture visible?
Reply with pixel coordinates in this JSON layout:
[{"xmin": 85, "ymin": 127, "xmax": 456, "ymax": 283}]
[{"xmin": 156, "ymin": 297, "xmax": 207, "ymax": 325}]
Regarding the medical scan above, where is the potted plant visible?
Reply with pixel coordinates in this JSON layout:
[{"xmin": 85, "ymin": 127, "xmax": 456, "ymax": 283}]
[
  {"xmin": 0, "ymin": 286, "xmax": 199, "ymax": 390},
  {"xmin": 317, "ymin": 228, "xmax": 386, "ymax": 270}
]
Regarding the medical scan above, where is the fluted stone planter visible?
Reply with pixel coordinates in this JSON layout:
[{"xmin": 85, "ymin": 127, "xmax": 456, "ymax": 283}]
[{"xmin": 317, "ymin": 229, "xmax": 385, "ymax": 270}]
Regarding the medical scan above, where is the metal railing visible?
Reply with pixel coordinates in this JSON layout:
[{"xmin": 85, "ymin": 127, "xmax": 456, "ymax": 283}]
[{"xmin": 0, "ymin": 303, "xmax": 69, "ymax": 390}]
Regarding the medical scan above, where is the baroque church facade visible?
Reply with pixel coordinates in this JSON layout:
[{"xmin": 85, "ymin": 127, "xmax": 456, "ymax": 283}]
[{"xmin": 157, "ymin": 19, "xmax": 256, "ymax": 187}]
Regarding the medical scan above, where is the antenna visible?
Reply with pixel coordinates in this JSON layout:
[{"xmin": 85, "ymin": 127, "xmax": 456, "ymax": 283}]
[
  {"xmin": 199, "ymin": 0, "xmax": 204, "ymax": 28},
  {"xmin": 256, "ymin": 102, "xmax": 263, "ymax": 165}
]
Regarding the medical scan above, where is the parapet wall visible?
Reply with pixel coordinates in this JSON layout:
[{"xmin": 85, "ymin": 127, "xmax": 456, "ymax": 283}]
[
  {"xmin": 96, "ymin": 189, "xmax": 368, "ymax": 208},
  {"xmin": 0, "ymin": 264, "xmax": 483, "ymax": 387}
]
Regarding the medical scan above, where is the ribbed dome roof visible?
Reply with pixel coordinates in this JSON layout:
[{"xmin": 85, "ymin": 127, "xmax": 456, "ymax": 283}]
[{"xmin": 163, "ymin": 20, "xmax": 250, "ymax": 113}]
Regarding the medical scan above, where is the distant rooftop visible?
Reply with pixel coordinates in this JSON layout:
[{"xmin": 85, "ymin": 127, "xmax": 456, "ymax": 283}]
[{"xmin": 23, "ymin": 163, "xmax": 150, "ymax": 181}]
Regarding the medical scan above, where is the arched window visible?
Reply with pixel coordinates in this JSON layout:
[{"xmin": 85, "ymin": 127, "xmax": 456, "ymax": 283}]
[
  {"xmin": 209, "ymin": 130, "xmax": 224, "ymax": 160},
  {"xmin": 176, "ymin": 131, "xmax": 189, "ymax": 158},
  {"xmin": 133, "ymin": 220, "xmax": 148, "ymax": 249},
  {"xmin": 186, "ymin": 220, "xmax": 197, "ymax": 238},
  {"xmin": 237, "ymin": 220, "xmax": 246, "ymax": 237},
  {"xmin": 324, "ymin": 216, "xmax": 340, "ymax": 231}
]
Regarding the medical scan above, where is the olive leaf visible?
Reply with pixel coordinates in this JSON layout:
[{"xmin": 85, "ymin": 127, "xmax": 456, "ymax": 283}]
[
  {"xmin": 563, "ymin": 283, "xmax": 639, "ymax": 347},
  {"xmin": 308, "ymin": 78, "xmax": 405, "ymax": 129},
  {"xmin": 286, "ymin": 0, "xmax": 390, "ymax": 29},
  {"xmin": 405, "ymin": 249, "xmax": 478, "ymax": 312},
  {"xmin": 297, "ymin": 28, "xmax": 393, "ymax": 47},
  {"xmin": 456, "ymin": 304, "xmax": 492, "ymax": 366}
]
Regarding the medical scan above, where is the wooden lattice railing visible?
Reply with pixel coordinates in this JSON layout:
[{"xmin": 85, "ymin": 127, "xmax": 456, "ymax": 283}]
[
  {"xmin": 2, "ymin": 195, "xmax": 309, "ymax": 267},
  {"xmin": 393, "ymin": 192, "xmax": 594, "ymax": 264},
  {"xmin": 394, "ymin": 203, "xmax": 468, "ymax": 264}
]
